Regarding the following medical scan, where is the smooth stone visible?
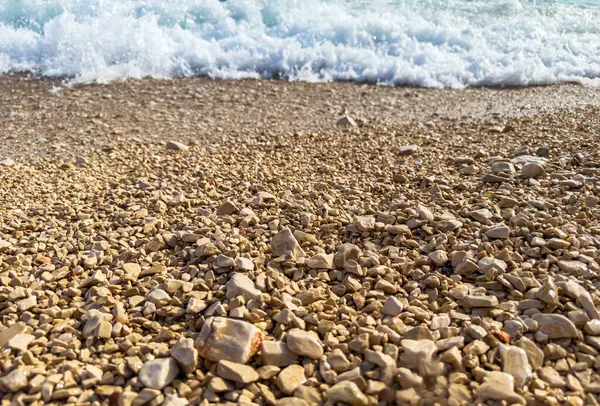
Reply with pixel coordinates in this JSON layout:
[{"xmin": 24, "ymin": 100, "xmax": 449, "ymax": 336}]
[
  {"xmin": 260, "ymin": 341, "xmax": 299, "ymax": 367},
  {"xmin": 382, "ymin": 296, "xmax": 404, "ymax": 317},
  {"xmin": 532, "ymin": 314, "xmax": 578, "ymax": 339},
  {"xmin": 138, "ymin": 358, "xmax": 180, "ymax": 390},
  {"xmin": 336, "ymin": 115, "xmax": 357, "ymax": 127},
  {"xmin": 400, "ymin": 339, "xmax": 437, "ymax": 369},
  {"xmin": 275, "ymin": 365, "xmax": 306, "ymax": 395},
  {"xmin": 217, "ymin": 360, "xmax": 259, "ymax": 384},
  {"xmin": 326, "ymin": 381, "xmax": 368, "ymax": 406},
  {"xmin": 306, "ymin": 253, "xmax": 335, "ymax": 269},
  {"xmin": 166, "ymin": 140, "xmax": 189, "ymax": 150},
  {"xmin": 499, "ymin": 345, "xmax": 533, "ymax": 386},
  {"xmin": 286, "ymin": 329, "xmax": 323, "ymax": 359},
  {"xmin": 0, "ymin": 367, "xmax": 28, "ymax": 392},
  {"xmin": 485, "ymin": 225, "xmax": 510, "ymax": 239},
  {"xmin": 521, "ymin": 163, "xmax": 546, "ymax": 179}
]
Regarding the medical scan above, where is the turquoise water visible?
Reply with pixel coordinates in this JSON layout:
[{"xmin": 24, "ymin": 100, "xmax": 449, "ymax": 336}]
[{"xmin": 1, "ymin": 0, "xmax": 600, "ymax": 86}]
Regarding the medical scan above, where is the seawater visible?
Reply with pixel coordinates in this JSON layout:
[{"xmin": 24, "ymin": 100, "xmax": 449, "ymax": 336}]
[{"xmin": 1, "ymin": 0, "xmax": 600, "ymax": 86}]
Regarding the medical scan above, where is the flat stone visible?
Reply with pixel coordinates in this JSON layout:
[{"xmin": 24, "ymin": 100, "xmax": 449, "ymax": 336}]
[
  {"xmin": 500, "ymin": 345, "xmax": 532, "ymax": 386},
  {"xmin": 0, "ymin": 158, "xmax": 15, "ymax": 166},
  {"xmin": 468, "ymin": 208, "xmax": 493, "ymax": 223},
  {"xmin": 516, "ymin": 336, "xmax": 544, "ymax": 370},
  {"xmin": 539, "ymin": 367, "xmax": 566, "ymax": 388},
  {"xmin": 271, "ymin": 229, "xmax": 306, "ymax": 258},
  {"xmin": 275, "ymin": 365, "xmax": 306, "ymax": 395},
  {"xmin": 147, "ymin": 289, "xmax": 170, "ymax": 303},
  {"xmin": 171, "ymin": 337, "xmax": 198, "ymax": 374},
  {"xmin": 532, "ymin": 314, "xmax": 578, "ymax": 339},
  {"xmin": 260, "ymin": 341, "xmax": 299, "ymax": 366},
  {"xmin": 477, "ymin": 257, "xmax": 508, "ymax": 273},
  {"xmin": 306, "ymin": 253, "xmax": 335, "ymax": 269},
  {"xmin": 558, "ymin": 260, "xmax": 587, "ymax": 275},
  {"xmin": 475, "ymin": 371, "xmax": 525, "ymax": 404},
  {"xmin": 485, "ymin": 225, "xmax": 510, "ymax": 239},
  {"xmin": 326, "ymin": 381, "xmax": 368, "ymax": 406},
  {"xmin": 166, "ymin": 140, "xmax": 189, "ymax": 150},
  {"xmin": 196, "ymin": 317, "xmax": 264, "ymax": 363},
  {"xmin": 286, "ymin": 329, "xmax": 323, "ymax": 359},
  {"xmin": 6, "ymin": 333, "xmax": 35, "ymax": 352},
  {"xmin": 138, "ymin": 358, "xmax": 180, "ymax": 390},
  {"xmin": 217, "ymin": 360, "xmax": 259, "ymax": 384},
  {"xmin": 395, "ymin": 145, "xmax": 419, "ymax": 155},
  {"xmin": 0, "ymin": 324, "xmax": 32, "ymax": 348},
  {"xmin": 235, "ymin": 257, "xmax": 254, "ymax": 272},
  {"xmin": 460, "ymin": 295, "xmax": 498, "ymax": 308}
]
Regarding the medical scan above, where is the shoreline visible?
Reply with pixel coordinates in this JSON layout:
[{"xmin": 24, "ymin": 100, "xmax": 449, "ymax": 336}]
[{"xmin": 2, "ymin": 74, "xmax": 600, "ymax": 162}]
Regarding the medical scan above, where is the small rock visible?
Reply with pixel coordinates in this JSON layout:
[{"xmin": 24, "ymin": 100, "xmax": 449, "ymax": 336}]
[
  {"xmin": 271, "ymin": 229, "xmax": 306, "ymax": 258},
  {"xmin": 475, "ymin": 371, "xmax": 525, "ymax": 404},
  {"xmin": 326, "ymin": 381, "xmax": 368, "ymax": 406},
  {"xmin": 306, "ymin": 253, "xmax": 335, "ymax": 269},
  {"xmin": 138, "ymin": 358, "xmax": 180, "ymax": 390},
  {"xmin": 532, "ymin": 314, "xmax": 578, "ymax": 339},
  {"xmin": 166, "ymin": 140, "xmax": 189, "ymax": 150},
  {"xmin": 400, "ymin": 339, "xmax": 437, "ymax": 369},
  {"xmin": 485, "ymin": 225, "xmax": 510, "ymax": 239},
  {"xmin": 217, "ymin": 201, "xmax": 238, "ymax": 215},
  {"xmin": 499, "ymin": 345, "xmax": 532, "ymax": 386},
  {"xmin": 382, "ymin": 296, "xmax": 404, "ymax": 317},
  {"xmin": 226, "ymin": 273, "xmax": 261, "ymax": 301},
  {"xmin": 6, "ymin": 334, "xmax": 35, "ymax": 352},
  {"xmin": 171, "ymin": 337, "xmax": 198, "ymax": 374},
  {"xmin": 196, "ymin": 317, "xmax": 264, "ymax": 363},
  {"xmin": 286, "ymin": 329, "xmax": 323, "ymax": 359},
  {"xmin": 395, "ymin": 145, "xmax": 419, "ymax": 156},
  {"xmin": 0, "ymin": 158, "xmax": 15, "ymax": 166},
  {"xmin": 521, "ymin": 162, "xmax": 545, "ymax": 179},
  {"xmin": 428, "ymin": 250, "xmax": 448, "ymax": 266},
  {"xmin": 217, "ymin": 360, "xmax": 259, "ymax": 384},
  {"xmin": 336, "ymin": 115, "xmax": 357, "ymax": 127},
  {"xmin": 354, "ymin": 216, "xmax": 375, "ymax": 232},
  {"xmin": 275, "ymin": 364, "xmax": 306, "ymax": 395},
  {"xmin": 261, "ymin": 341, "xmax": 299, "ymax": 366},
  {"xmin": 0, "ymin": 367, "xmax": 28, "ymax": 392}
]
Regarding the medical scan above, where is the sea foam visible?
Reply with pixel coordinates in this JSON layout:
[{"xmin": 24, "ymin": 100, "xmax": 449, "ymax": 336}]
[{"xmin": 1, "ymin": 0, "xmax": 600, "ymax": 86}]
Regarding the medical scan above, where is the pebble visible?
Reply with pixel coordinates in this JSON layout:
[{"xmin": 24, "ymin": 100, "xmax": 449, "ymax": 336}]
[
  {"xmin": 217, "ymin": 360, "xmax": 259, "ymax": 383},
  {"xmin": 286, "ymin": 329, "xmax": 324, "ymax": 359},
  {"xmin": 532, "ymin": 313, "xmax": 578, "ymax": 339},
  {"xmin": 0, "ymin": 367, "xmax": 28, "ymax": 393},
  {"xmin": 500, "ymin": 344, "xmax": 533, "ymax": 386},
  {"xmin": 271, "ymin": 228, "xmax": 306, "ymax": 258},
  {"xmin": 166, "ymin": 140, "xmax": 189, "ymax": 150},
  {"xmin": 196, "ymin": 317, "xmax": 264, "ymax": 363},
  {"xmin": 275, "ymin": 365, "xmax": 306, "ymax": 394},
  {"xmin": 485, "ymin": 225, "xmax": 510, "ymax": 239},
  {"xmin": 475, "ymin": 371, "xmax": 525, "ymax": 404},
  {"xmin": 226, "ymin": 273, "xmax": 261, "ymax": 300},
  {"xmin": 138, "ymin": 358, "xmax": 180, "ymax": 390},
  {"xmin": 326, "ymin": 381, "xmax": 368, "ymax": 406},
  {"xmin": 171, "ymin": 337, "xmax": 198, "ymax": 374}
]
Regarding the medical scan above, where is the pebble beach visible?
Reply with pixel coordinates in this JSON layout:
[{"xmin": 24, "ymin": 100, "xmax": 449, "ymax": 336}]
[{"xmin": 1, "ymin": 76, "xmax": 600, "ymax": 406}]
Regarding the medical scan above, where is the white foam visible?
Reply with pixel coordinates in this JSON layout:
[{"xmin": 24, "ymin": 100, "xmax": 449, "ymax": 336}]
[{"xmin": 1, "ymin": 0, "xmax": 600, "ymax": 86}]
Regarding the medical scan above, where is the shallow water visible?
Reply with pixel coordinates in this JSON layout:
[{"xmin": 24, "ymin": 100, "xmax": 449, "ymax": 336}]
[{"xmin": 1, "ymin": 0, "xmax": 600, "ymax": 86}]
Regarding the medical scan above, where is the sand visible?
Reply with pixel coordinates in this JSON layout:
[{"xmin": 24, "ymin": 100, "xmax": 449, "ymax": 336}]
[{"xmin": 1, "ymin": 75, "xmax": 600, "ymax": 405}]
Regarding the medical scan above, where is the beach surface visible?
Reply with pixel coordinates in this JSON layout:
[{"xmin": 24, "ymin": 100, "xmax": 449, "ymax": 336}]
[{"xmin": 1, "ymin": 76, "xmax": 600, "ymax": 405}]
